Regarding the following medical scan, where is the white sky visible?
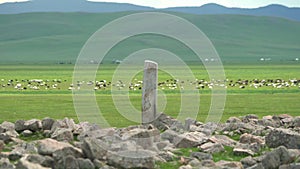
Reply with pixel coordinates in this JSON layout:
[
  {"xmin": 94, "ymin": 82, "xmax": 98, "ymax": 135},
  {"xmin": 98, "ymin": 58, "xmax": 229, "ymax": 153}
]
[{"xmin": 0, "ymin": 0, "xmax": 300, "ymax": 8}]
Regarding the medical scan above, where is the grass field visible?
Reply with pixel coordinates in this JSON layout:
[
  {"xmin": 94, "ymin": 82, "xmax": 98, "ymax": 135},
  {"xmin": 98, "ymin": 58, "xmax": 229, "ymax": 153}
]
[{"xmin": 0, "ymin": 64, "xmax": 299, "ymax": 127}]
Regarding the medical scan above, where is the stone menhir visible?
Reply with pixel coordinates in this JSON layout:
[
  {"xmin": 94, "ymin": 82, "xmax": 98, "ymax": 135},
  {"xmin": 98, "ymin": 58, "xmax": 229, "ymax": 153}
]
[{"xmin": 142, "ymin": 60, "xmax": 158, "ymax": 124}]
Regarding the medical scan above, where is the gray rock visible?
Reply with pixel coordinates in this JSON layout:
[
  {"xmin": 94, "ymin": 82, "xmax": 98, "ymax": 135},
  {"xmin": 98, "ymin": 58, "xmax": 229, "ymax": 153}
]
[
  {"xmin": 77, "ymin": 158, "xmax": 95, "ymax": 169},
  {"xmin": 51, "ymin": 128, "xmax": 73, "ymax": 142},
  {"xmin": 185, "ymin": 118, "xmax": 197, "ymax": 131},
  {"xmin": 292, "ymin": 116, "xmax": 300, "ymax": 128},
  {"xmin": 82, "ymin": 137, "xmax": 109, "ymax": 160},
  {"xmin": 0, "ymin": 121, "xmax": 15, "ymax": 132},
  {"xmin": 152, "ymin": 113, "xmax": 178, "ymax": 131},
  {"xmin": 0, "ymin": 158, "xmax": 15, "ymax": 169},
  {"xmin": 158, "ymin": 151, "xmax": 176, "ymax": 162},
  {"xmin": 174, "ymin": 132, "xmax": 207, "ymax": 148},
  {"xmin": 26, "ymin": 154, "xmax": 54, "ymax": 168},
  {"xmin": 233, "ymin": 148, "xmax": 255, "ymax": 156},
  {"xmin": 41, "ymin": 118, "xmax": 55, "ymax": 131},
  {"xmin": 188, "ymin": 158, "xmax": 201, "ymax": 167},
  {"xmin": 279, "ymin": 163, "xmax": 300, "ymax": 169},
  {"xmin": 261, "ymin": 146, "xmax": 294, "ymax": 169},
  {"xmin": 78, "ymin": 128, "xmax": 115, "ymax": 141},
  {"xmin": 51, "ymin": 118, "xmax": 77, "ymax": 133},
  {"xmin": 0, "ymin": 130, "xmax": 19, "ymax": 143},
  {"xmin": 190, "ymin": 152, "xmax": 212, "ymax": 161},
  {"xmin": 266, "ymin": 128, "xmax": 300, "ymax": 149},
  {"xmin": 241, "ymin": 156, "xmax": 257, "ymax": 168},
  {"xmin": 227, "ymin": 117, "xmax": 242, "ymax": 123},
  {"xmin": 15, "ymin": 120, "xmax": 26, "ymax": 132},
  {"xmin": 63, "ymin": 155, "xmax": 79, "ymax": 169},
  {"xmin": 200, "ymin": 142, "xmax": 225, "ymax": 154},
  {"xmin": 240, "ymin": 133, "xmax": 264, "ymax": 145},
  {"xmin": 93, "ymin": 159, "xmax": 106, "ymax": 169},
  {"xmin": 248, "ymin": 163, "xmax": 264, "ymax": 169},
  {"xmin": 21, "ymin": 130, "xmax": 33, "ymax": 137},
  {"xmin": 37, "ymin": 138, "xmax": 73, "ymax": 155},
  {"xmin": 209, "ymin": 135, "xmax": 237, "ymax": 147},
  {"xmin": 0, "ymin": 140, "xmax": 4, "ymax": 152},
  {"xmin": 24, "ymin": 119, "xmax": 42, "ymax": 132},
  {"xmin": 107, "ymin": 150, "xmax": 155, "ymax": 169},
  {"xmin": 215, "ymin": 160, "xmax": 243, "ymax": 169},
  {"xmin": 121, "ymin": 128, "xmax": 160, "ymax": 149},
  {"xmin": 161, "ymin": 129, "xmax": 178, "ymax": 143},
  {"xmin": 53, "ymin": 146, "xmax": 83, "ymax": 161},
  {"xmin": 16, "ymin": 157, "xmax": 50, "ymax": 169}
]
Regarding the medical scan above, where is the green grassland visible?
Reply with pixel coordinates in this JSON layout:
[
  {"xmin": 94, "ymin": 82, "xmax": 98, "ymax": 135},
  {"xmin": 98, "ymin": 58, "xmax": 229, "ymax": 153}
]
[
  {"xmin": 0, "ymin": 64, "xmax": 299, "ymax": 127},
  {"xmin": 0, "ymin": 12, "xmax": 300, "ymax": 64},
  {"xmin": 0, "ymin": 12, "xmax": 299, "ymax": 126}
]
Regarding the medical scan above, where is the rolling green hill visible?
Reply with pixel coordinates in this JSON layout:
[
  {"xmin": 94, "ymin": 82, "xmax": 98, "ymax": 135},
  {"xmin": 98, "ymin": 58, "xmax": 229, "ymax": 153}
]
[{"xmin": 0, "ymin": 12, "xmax": 300, "ymax": 64}]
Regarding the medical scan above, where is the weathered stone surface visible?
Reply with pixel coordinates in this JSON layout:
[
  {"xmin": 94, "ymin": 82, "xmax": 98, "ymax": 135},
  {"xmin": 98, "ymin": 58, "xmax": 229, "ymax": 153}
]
[
  {"xmin": 160, "ymin": 129, "xmax": 178, "ymax": 143},
  {"xmin": 15, "ymin": 120, "xmax": 26, "ymax": 132},
  {"xmin": 209, "ymin": 135, "xmax": 237, "ymax": 147},
  {"xmin": 174, "ymin": 132, "xmax": 207, "ymax": 148},
  {"xmin": 266, "ymin": 128, "xmax": 300, "ymax": 149},
  {"xmin": 233, "ymin": 148, "xmax": 255, "ymax": 156},
  {"xmin": 16, "ymin": 157, "xmax": 50, "ymax": 169},
  {"xmin": 82, "ymin": 137, "xmax": 109, "ymax": 160},
  {"xmin": 0, "ymin": 121, "xmax": 15, "ymax": 132},
  {"xmin": 21, "ymin": 130, "xmax": 33, "ymax": 137},
  {"xmin": 240, "ymin": 133, "xmax": 264, "ymax": 145},
  {"xmin": 107, "ymin": 150, "xmax": 155, "ymax": 169},
  {"xmin": 41, "ymin": 118, "xmax": 55, "ymax": 131},
  {"xmin": 200, "ymin": 142, "xmax": 225, "ymax": 154},
  {"xmin": 37, "ymin": 138, "xmax": 73, "ymax": 155},
  {"xmin": 53, "ymin": 146, "xmax": 83, "ymax": 161},
  {"xmin": 279, "ymin": 163, "xmax": 300, "ymax": 169},
  {"xmin": 152, "ymin": 113, "xmax": 179, "ymax": 131},
  {"xmin": 142, "ymin": 60, "xmax": 158, "ymax": 124},
  {"xmin": 63, "ymin": 155, "xmax": 79, "ymax": 169},
  {"xmin": 0, "ymin": 158, "xmax": 15, "ymax": 169},
  {"xmin": 215, "ymin": 160, "xmax": 243, "ymax": 169},
  {"xmin": 261, "ymin": 146, "xmax": 294, "ymax": 169},
  {"xmin": 78, "ymin": 128, "xmax": 115, "ymax": 141},
  {"xmin": 190, "ymin": 152, "xmax": 212, "ymax": 161},
  {"xmin": 241, "ymin": 156, "xmax": 257, "ymax": 168},
  {"xmin": 26, "ymin": 154, "xmax": 54, "ymax": 168},
  {"xmin": 0, "ymin": 140, "xmax": 4, "ymax": 153},
  {"xmin": 77, "ymin": 158, "xmax": 95, "ymax": 169},
  {"xmin": 51, "ymin": 128, "xmax": 73, "ymax": 142}
]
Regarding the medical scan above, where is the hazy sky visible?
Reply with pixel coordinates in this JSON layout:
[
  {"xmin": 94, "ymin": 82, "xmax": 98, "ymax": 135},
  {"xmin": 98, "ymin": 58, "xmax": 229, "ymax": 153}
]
[{"xmin": 1, "ymin": 0, "xmax": 300, "ymax": 8}]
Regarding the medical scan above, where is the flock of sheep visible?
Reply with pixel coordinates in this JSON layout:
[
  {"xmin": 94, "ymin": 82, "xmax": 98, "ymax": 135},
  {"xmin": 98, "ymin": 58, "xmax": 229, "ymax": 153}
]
[{"xmin": 1, "ymin": 78, "xmax": 300, "ymax": 91}]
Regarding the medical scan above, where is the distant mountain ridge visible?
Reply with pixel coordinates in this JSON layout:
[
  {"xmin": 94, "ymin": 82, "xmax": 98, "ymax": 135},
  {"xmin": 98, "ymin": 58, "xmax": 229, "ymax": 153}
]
[
  {"xmin": 164, "ymin": 3, "xmax": 300, "ymax": 21},
  {"xmin": 0, "ymin": 0, "xmax": 300, "ymax": 21}
]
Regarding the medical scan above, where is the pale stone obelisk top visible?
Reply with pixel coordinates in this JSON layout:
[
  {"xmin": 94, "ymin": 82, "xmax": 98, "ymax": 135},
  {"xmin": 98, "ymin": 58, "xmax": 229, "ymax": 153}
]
[{"xmin": 142, "ymin": 60, "xmax": 158, "ymax": 124}]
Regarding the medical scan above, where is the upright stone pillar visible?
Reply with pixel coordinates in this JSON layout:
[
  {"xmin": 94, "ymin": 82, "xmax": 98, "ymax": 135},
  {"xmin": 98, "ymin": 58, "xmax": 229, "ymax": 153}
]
[{"xmin": 142, "ymin": 60, "xmax": 158, "ymax": 124}]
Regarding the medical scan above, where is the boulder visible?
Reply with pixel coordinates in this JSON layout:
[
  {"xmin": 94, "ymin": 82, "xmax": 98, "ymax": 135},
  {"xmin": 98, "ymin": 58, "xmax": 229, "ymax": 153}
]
[
  {"xmin": 161, "ymin": 129, "xmax": 178, "ymax": 143},
  {"xmin": 0, "ymin": 121, "xmax": 15, "ymax": 132},
  {"xmin": 239, "ymin": 133, "xmax": 264, "ymax": 145},
  {"xmin": 200, "ymin": 142, "xmax": 225, "ymax": 153},
  {"xmin": 21, "ymin": 130, "xmax": 33, "ymax": 137},
  {"xmin": 41, "ymin": 118, "xmax": 55, "ymax": 131},
  {"xmin": 279, "ymin": 163, "xmax": 300, "ymax": 169},
  {"xmin": 53, "ymin": 146, "xmax": 83, "ymax": 161},
  {"xmin": 77, "ymin": 158, "xmax": 95, "ymax": 169},
  {"xmin": 81, "ymin": 137, "xmax": 109, "ymax": 160},
  {"xmin": 16, "ymin": 157, "xmax": 50, "ymax": 169},
  {"xmin": 233, "ymin": 148, "xmax": 255, "ymax": 156},
  {"xmin": 174, "ymin": 132, "xmax": 207, "ymax": 148},
  {"xmin": 190, "ymin": 152, "xmax": 212, "ymax": 161},
  {"xmin": 266, "ymin": 128, "xmax": 300, "ymax": 149},
  {"xmin": 51, "ymin": 128, "xmax": 73, "ymax": 142},
  {"xmin": 37, "ymin": 138, "xmax": 73, "ymax": 156},
  {"xmin": 0, "ymin": 158, "xmax": 15, "ymax": 169},
  {"xmin": 209, "ymin": 135, "xmax": 237, "ymax": 147},
  {"xmin": 107, "ymin": 150, "xmax": 155, "ymax": 169},
  {"xmin": 261, "ymin": 146, "xmax": 294, "ymax": 169},
  {"xmin": 26, "ymin": 154, "xmax": 54, "ymax": 168},
  {"xmin": 0, "ymin": 140, "xmax": 4, "ymax": 152},
  {"xmin": 63, "ymin": 155, "xmax": 79, "ymax": 169},
  {"xmin": 215, "ymin": 160, "xmax": 243, "ymax": 169},
  {"xmin": 241, "ymin": 156, "xmax": 257, "ymax": 168}
]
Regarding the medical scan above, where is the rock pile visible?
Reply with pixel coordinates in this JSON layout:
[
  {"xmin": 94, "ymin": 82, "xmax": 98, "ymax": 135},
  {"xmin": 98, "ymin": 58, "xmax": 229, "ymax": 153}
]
[{"xmin": 0, "ymin": 114, "xmax": 299, "ymax": 169}]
